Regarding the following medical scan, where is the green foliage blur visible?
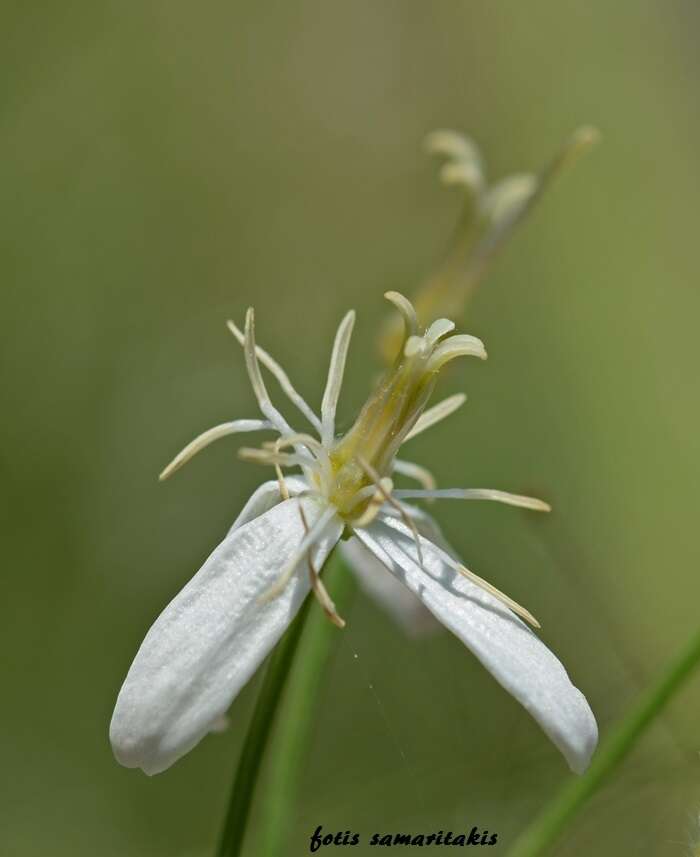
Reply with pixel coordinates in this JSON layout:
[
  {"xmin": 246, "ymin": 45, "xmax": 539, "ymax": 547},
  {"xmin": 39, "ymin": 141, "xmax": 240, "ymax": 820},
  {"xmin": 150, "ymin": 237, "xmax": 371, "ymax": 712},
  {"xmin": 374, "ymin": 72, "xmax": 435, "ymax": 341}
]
[{"xmin": 2, "ymin": 2, "xmax": 699, "ymax": 855}]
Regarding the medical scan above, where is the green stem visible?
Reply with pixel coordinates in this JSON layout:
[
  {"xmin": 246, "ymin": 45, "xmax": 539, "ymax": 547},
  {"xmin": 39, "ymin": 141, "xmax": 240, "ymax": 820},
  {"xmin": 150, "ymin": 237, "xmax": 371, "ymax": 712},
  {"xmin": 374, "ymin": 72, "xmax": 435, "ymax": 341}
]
[
  {"xmin": 507, "ymin": 626, "xmax": 700, "ymax": 857},
  {"xmin": 216, "ymin": 593, "xmax": 314, "ymax": 857},
  {"xmin": 261, "ymin": 553, "xmax": 356, "ymax": 856}
]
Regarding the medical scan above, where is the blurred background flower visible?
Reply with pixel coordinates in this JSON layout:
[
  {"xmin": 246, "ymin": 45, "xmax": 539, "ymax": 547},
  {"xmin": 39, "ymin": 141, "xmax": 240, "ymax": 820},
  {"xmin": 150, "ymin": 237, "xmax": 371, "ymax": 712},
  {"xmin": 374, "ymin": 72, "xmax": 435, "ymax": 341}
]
[{"xmin": 2, "ymin": 2, "xmax": 699, "ymax": 855}]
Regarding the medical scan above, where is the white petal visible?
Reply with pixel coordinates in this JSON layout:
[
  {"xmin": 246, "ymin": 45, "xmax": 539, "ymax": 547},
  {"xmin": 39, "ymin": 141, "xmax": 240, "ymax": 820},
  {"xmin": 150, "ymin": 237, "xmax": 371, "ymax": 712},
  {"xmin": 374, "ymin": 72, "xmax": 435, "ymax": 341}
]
[
  {"xmin": 110, "ymin": 496, "xmax": 343, "ymax": 775},
  {"xmin": 227, "ymin": 476, "xmax": 310, "ymax": 534},
  {"xmin": 380, "ymin": 502, "xmax": 458, "ymax": 557},
  {"xmin": 354, "ymin": 514, "xmax": 598, "ymax": 773}
]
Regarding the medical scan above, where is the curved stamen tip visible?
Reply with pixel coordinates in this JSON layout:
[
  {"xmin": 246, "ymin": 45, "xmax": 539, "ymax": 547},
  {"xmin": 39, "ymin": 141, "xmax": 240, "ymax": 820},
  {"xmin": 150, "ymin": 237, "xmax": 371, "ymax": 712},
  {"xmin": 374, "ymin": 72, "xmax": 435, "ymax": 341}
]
[
  {"xmin": 158, "ymin": 419, "xmax": 273, "ymax": 481},
  {"xmin": 385, "ymin": 291, "xmax": 418, "ymax": 339},
  {"xmin": 426, "ymin": 334, "xmax": 487, "ymax": 372}
]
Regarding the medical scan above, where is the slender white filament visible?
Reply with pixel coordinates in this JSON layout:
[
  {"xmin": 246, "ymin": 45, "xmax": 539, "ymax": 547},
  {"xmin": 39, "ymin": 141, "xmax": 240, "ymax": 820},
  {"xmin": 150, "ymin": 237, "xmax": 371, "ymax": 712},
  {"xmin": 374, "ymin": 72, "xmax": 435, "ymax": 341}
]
[
  {"xmin": 159, "ymin": 419, "xmax": 272, "ymax": 481},
  {"xmin": 392, "ymin": 488, "xmax": 551, "ymax": 512},
  {"xmin": 404, "ymin": 393, "xmax": 467, "ymax": 442},
  {"xmin": 227, "ymin": 320, "xmax": 322, "ymax": 432},
  {"xmin": 243, "ymin": 309, "xmax": 295, "ymax": 436},
  {"xmin": 392, "ymin": 459, "xmax": 436, "ymax": 491},
  {"xmin": 320, "ymin": 310, "xmax": 355, "ymax": 447}
]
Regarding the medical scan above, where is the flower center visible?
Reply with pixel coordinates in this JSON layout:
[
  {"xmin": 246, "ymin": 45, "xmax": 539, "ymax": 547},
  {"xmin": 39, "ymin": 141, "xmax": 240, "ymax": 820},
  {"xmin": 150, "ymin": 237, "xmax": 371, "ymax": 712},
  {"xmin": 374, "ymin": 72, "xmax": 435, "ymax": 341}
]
[{"xmin": 324, "ymin": 297, "xmax": 486, "ymax": 521}]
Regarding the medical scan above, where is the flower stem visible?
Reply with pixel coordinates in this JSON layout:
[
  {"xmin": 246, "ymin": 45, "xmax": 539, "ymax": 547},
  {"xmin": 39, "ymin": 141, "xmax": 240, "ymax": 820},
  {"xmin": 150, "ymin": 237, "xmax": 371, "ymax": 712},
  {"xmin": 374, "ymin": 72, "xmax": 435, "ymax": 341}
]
[
  {"xmin": 215, "ymin": 550, "xmax": 354, "ymax": 857},
  {"xmin": 507, "ymin": 626, "xmax": 700, "ymax": 857},
  {"xmin": 260, "ymin": 553, "xmax": 356, "ymax": 856},
  {"xmin": 215, "ymin": 593, "xmax": 313, "ymax": 857}
]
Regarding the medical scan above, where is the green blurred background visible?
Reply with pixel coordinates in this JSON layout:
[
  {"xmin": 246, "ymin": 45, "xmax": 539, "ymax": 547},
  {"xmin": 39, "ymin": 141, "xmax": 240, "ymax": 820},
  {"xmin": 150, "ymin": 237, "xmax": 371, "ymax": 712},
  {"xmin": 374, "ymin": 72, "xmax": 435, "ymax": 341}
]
[{"xmin": 2, "ymin": 1, "xmax": 700, "ymax": 854}]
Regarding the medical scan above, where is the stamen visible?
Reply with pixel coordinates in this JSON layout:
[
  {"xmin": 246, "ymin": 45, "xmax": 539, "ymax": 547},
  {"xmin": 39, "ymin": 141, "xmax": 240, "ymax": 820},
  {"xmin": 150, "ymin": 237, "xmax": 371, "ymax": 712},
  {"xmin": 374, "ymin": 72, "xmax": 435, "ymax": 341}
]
[
  {"xmin": 274, "ymin": 432, "xmax": 332, "ymax": 492},
  {"xmin": 425, "ymin": 130, "xmax": 484, "ymax": 194},
  {"xmin": 381, "ymin": 516, "xmax": 540, "ymax": 628},
  {"xmin": 425, "ymin": 129, "xmax": 482, "ymax": 168},
  {"xmin": 425, "ymin": 318, "xmax": 455, "ymax": 346},
  {"xmin": 321, "ymin": 310, "xmax": 356, "ymax": 447},
  {"xmin": 455, "ymin": 564, "xmax": 541, "ymax": 629},
  {"xmin": 404, "ymin": 393, "xmax": 467, "ymax": 441},
  {"xmin": 392, "ymin": 488, "xmax": 551, "ymax": 512},
  {"xmin": 275, "ymin": 463, "xmax": 290, "ymax": 500},
  {"xmin": 227, "ymin": 319, "xmax": 322, "ymax": 432},
  {"xmin": 357, "ymin": 456, "xmax": 424, "ymax": 567},
  {"xmin": 384, "ymin": 291, "xmax": 418, "ymax": 340},
  {"xmin": 346, "ymin": 483, "xmax": 383, "ymax": 510},
  {"xmin": 260, "ymin": 505, "xmax": 338, "ymax": 602},
  {"xmin": 159, "ymin": 419, "xmax": 272, "ymax": 481},
  {"xmin": 299, "ymin": 505, "xmax": 345, "ymax": 628},
  {"xmin": 243, "ymin": 309, "xmax": 295, "ymax": 435},
  {"xmin": 238, "ymin": 447, "xmax": 318, "ymax": 470},
  {"xmin": 392, "ymin": 459, "xmax": 437, "ymax": 492},
  {"xmin": 274, "ymin": 433, "xmax": 331, "ymax": 470},
  {"xmin": 427, "ymin": 334, "xmax": 487, "ymax": 371},
  {"xmin": 439, "ymin": 160, "xmax": 483, "ymax": 191}
]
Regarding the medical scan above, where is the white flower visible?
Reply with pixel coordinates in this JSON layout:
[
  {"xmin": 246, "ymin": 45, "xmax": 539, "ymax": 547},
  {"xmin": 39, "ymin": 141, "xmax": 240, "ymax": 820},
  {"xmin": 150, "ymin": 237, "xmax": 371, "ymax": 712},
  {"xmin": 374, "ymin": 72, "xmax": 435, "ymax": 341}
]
[{"xmin": 110, "ymin": 293, "xmax": 598, "ymax": 776}]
